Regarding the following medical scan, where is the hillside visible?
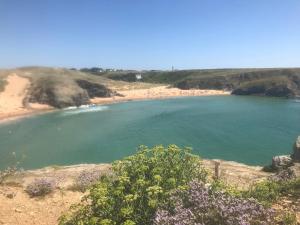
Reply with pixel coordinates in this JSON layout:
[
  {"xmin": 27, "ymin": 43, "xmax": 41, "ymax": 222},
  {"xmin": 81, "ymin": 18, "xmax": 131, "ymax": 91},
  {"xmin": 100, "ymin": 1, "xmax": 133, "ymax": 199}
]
[{"xmin": 101, "ymin": 68, "xmax": 300, "ymax": 97}]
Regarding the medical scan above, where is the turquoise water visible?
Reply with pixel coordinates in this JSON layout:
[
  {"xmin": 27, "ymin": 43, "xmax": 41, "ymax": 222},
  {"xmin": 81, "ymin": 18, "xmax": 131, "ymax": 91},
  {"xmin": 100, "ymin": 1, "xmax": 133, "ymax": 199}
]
[{"xmin": 0, "ymin": 96, "xmax": 299, "ymax": 169}]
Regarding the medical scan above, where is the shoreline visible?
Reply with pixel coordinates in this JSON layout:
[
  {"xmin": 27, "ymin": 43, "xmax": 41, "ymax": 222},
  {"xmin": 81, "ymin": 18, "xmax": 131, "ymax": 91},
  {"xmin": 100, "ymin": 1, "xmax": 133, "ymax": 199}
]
[
  {"xmin": 3, "ymin": 159, "xmax": 270, "ymax": 189},
  {"xmin": 0, "ymin": 86, "xmax": 230, "ymax": 123},
  {"xmin": 0, "ymin": 108, "xmax": 55, "ymax": 124}
]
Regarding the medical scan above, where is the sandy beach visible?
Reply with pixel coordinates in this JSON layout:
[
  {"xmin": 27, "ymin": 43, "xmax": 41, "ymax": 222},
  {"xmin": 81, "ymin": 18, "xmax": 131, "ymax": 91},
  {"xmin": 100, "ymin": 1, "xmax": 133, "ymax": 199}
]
[
  {"xmin": 91, "ymin": 86, "xmax": 230, "ymax": 105},
  {"xmin": 0, "ymin": 74, "xmax": 230, "ymax": 123}
]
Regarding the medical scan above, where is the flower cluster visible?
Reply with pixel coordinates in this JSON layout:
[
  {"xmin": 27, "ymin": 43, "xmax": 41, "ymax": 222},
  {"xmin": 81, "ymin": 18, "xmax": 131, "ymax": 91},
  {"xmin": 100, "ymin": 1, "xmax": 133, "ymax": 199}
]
[
  {"xmin": 73, "ymin": 169, "xmax": 103, "ymax": 192},
  {"xmin": 155, "ymin": 181, "xmax": 275, "ymax": 225},
  {"xmin": 25, "ymin": 178, "xmax": 56, "ymax": 197}
]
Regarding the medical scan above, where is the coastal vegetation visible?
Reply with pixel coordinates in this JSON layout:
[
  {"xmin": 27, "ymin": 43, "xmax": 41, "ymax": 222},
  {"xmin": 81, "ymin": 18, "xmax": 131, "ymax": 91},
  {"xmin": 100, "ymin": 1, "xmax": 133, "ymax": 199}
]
[
  {"xmin": 25, "ymin": 178, "xmax": 56, "ymax": 197},
  {"xmin": 57, "ymin": 145, "xmax": 299, "ymax": 225},
  {"xmin": 59, "ymin": 145, "xmax": 208, "ymax": 225}
]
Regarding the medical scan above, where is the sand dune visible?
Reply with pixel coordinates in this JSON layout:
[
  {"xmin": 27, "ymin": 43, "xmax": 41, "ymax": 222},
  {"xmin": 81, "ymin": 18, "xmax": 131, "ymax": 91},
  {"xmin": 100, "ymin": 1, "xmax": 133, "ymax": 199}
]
[
  {"xmin": 0, "ymin": 74, "xmax": 52, "ymax": 122},
  {"xmin": 0, "ymin": 74, "xmax": 29, "ymax": 111}
]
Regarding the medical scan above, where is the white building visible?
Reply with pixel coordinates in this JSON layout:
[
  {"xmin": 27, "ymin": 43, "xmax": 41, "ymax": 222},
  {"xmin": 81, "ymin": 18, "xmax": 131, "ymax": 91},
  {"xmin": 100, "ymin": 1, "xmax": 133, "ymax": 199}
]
[{"xmin": 136, "ymin": 74, "xmax": 142, "ymax": 80}]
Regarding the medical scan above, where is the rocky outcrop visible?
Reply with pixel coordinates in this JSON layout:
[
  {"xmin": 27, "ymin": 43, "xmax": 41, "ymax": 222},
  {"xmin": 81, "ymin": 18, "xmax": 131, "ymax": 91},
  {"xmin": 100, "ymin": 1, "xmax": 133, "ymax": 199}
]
[
  {"xmin": 272, "ymin": 155, "xmax": 293, "ymax": 170},
  {"xmin": 267, "ymin": 136, "xmax": 300, "ymax": 172},
  {"xmin": 28, "ymin": 78, "xmax": 90, "ymax": 108},
  {"xmin": 292, "ymin": 136, "xmax": 300, "ymax": 162},
  {"xmin": 76, "ymin": 80, "xmax": 115, "ymax": 98},
  {"xmin": 232, "ymin": 77, "xmax": 298, "ymax": 97},
  {"xmin": 28, "ymin": 77, "xmax": 117, "ymax": 108}
]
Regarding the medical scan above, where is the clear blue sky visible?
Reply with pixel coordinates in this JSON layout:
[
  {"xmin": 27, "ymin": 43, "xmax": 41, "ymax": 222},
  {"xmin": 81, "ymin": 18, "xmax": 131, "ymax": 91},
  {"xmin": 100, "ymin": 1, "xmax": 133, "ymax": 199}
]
[{"xmin": 0, "ymin": 0, "xmax": 299, "ymax": 70}]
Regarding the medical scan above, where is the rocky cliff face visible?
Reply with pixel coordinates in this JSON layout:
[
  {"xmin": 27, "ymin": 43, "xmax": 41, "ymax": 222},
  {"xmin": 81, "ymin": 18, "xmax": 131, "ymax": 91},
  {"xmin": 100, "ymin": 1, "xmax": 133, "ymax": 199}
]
[
  {"xmin": 231, "ymin": 76, "xmax": 300, "ymax": 97},
  {"xmin": 175, "ymin": 70, "xmax": 300, "ymax": 97},
  {"xmin": 76, "ymin": 80, "xmax": 115, "ymax": 98}
]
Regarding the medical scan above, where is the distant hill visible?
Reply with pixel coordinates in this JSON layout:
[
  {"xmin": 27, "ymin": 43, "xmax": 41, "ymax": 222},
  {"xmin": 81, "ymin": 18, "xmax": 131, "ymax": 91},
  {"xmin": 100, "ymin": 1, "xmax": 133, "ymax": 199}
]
[{"xmin": 101, "ymin": 68, "xmax": 300, "ymax": 97}]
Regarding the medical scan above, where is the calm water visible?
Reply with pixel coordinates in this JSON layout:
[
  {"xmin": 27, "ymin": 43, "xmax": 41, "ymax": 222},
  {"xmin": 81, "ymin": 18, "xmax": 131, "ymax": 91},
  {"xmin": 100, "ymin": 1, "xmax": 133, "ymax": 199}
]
[{"xmin": 0, "ymin": 96, "xmax": 299, "ymax": 169}]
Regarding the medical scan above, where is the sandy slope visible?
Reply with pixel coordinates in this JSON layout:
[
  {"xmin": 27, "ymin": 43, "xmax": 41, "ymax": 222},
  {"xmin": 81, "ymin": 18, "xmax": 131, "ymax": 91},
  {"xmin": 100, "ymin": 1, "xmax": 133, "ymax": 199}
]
[
  {"xmin": 0, "ymin": 74, "xmax": 52, "ymax": 122},
  {"xmin": 0, "ymin": 74, "xmax": 29, "ymax": 111}
]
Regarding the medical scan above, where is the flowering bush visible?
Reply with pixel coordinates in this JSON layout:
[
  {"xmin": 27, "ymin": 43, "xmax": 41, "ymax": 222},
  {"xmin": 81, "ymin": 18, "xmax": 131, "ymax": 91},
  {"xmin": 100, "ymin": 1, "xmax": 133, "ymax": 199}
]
[
  {"xmin": 73, "ymin": 169, "xmax": 103, "ymax": 192},
  {"xmin": 59, "ymin": 145, "xmax": 207, "ymax": 225},
  {"xmin": 25, "ymin": 178, "xmax": 56, "ymax": 197},
  {"xmin": 270, "ymin": 168, "xmax": 296, "ymax": 182},
  {"xmin": 155, "ymin": 181, "xmax": 275, "ymax": 225}
]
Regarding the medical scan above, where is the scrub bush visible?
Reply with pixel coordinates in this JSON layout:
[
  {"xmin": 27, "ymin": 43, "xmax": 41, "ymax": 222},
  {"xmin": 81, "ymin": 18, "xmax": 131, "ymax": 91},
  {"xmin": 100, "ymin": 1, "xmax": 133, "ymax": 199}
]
[
  {"xmin": 155, "ymin": 181, "xmax": 275, "ymax": 225},
  {"xmin": 277, "ymin": 212, "xmax": 298, "ymax": 225},
  {"xmin": 25, "ymin": 178, "xmax": 56, "ymax": 197},
  {"xmin": 245, "ymin": 177, "xmax": 300, "ymax": 206},
  {"xmin": 72, "ymin": 169, "xmax": 103, "ymax": 192},
  {"xmin": 59, "ymin": 145, "xmax": 207, "ymax": 225}
]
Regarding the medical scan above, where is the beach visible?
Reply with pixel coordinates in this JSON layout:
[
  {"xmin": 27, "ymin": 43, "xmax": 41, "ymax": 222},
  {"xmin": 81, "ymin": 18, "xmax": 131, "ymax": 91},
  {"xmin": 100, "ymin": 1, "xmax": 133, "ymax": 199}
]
[
  {"xmin": 0, "ymin": 74, "xmax": 230, "ymax": 123},
  {"xmin": 91, "ymin": 86, "xmax": 230, "ymax": 105}
]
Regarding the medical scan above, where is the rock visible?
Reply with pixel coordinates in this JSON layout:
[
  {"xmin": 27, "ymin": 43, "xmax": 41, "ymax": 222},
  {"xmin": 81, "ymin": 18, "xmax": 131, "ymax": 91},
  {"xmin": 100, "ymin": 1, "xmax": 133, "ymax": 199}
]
[
  {"xmin": 5, "ymin": 192, "xmax": 16, "ymax": 199},
  {"xmin": 14, "ymin": 208, "xmax": 22, "ymax": 213},
  {"xmin": 76, "ymin": 80, "xmax": 115, "ymax": 98},
  {"xmin": 272, "ymin": 155, "xmax": 293, "ymax": 170},
  {"xmin": 292, "ymin": 136, "xmax": 300, "ymax": 162}
]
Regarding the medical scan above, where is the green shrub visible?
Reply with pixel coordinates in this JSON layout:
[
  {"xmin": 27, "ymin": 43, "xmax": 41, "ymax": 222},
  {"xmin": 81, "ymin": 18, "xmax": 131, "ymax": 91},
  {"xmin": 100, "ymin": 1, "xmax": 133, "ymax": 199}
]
[
  {"xmin": 245, "ymin": 180, "xmax": 281, "ymax": 206},
  {"xmin": 245, "ymin": 178, "xmax": 300, "ymax": 206},
  {"xmin": 210, "ymin": 179, "xmax": 243, "ymax": 197},
  {"xmin": 274, "ymin": 211, "xmax": 298, "ymax": 225},
  {"xmin": 59, "ymin": 145, "xmax": 207, "ymax": 225}
]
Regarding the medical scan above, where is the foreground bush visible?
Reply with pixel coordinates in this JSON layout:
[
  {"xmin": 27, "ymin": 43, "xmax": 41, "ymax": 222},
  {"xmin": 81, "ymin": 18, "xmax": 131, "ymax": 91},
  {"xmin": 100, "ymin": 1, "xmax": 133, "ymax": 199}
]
[
  {"xmin": 59, "ymin": 145, "xmax": 207, "ymax": 225},
  {"xmin": 25, "ymin": 178, "xmax": 56, "ymax": 197},
  {"xmin": 155, "ymin": 181, "xmax": 275, "ymax": 225}
]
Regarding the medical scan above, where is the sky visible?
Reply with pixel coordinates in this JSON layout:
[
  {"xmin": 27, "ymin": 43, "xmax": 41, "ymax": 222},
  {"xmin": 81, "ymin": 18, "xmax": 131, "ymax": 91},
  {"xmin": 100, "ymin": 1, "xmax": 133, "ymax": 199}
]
[{"xmin": 0, "ymin": 0, "xmax": 300, "ymax": 70}]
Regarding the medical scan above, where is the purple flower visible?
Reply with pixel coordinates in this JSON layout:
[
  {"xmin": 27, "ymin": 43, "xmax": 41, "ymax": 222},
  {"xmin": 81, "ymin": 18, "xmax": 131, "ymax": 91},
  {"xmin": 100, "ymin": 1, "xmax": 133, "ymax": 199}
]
[{"xmin": 155, "ymin": 181, "xmax": 275, "ymax": 225}]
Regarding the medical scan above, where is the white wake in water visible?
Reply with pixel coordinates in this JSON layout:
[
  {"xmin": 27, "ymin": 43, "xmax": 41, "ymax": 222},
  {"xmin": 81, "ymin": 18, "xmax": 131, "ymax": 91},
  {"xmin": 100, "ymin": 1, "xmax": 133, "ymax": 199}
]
[{"xmin": 61, "ymin": 105, "xmax": 109, "ymax": 116}]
